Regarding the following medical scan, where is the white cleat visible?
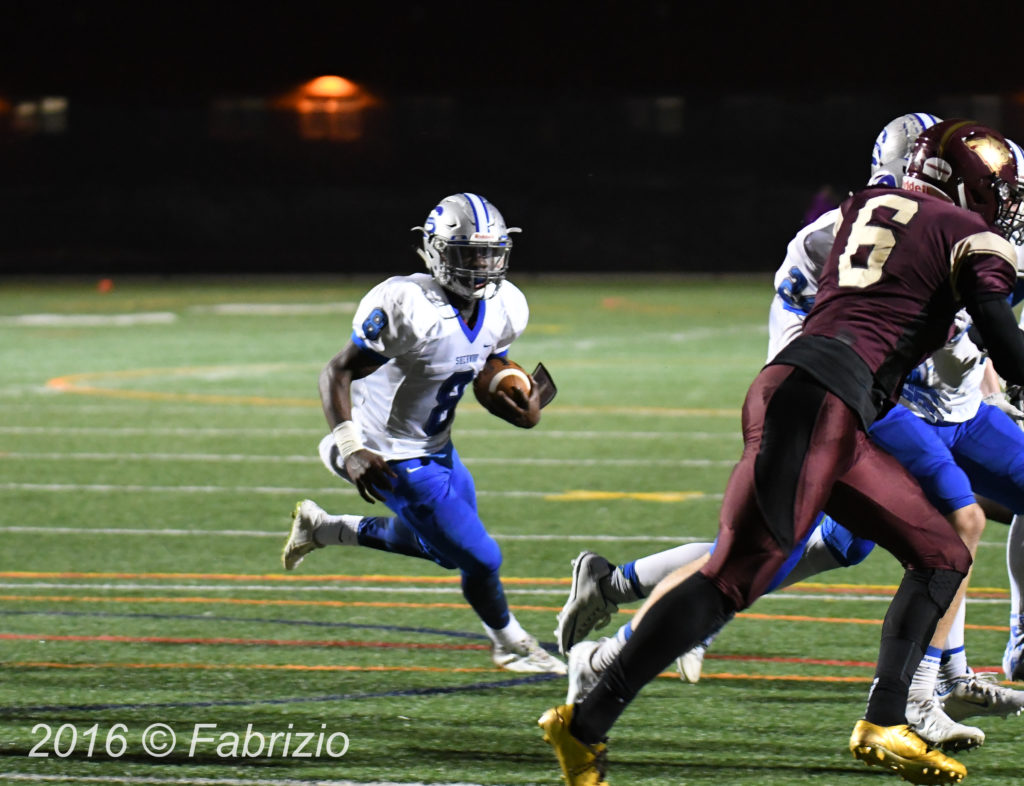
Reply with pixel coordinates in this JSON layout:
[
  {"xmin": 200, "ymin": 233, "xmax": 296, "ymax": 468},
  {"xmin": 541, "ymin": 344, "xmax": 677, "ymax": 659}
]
[
  {"xmin": 939, "ymin": 670, "xmax": 1024, "ymax": 721},
  {"xmin": 491, "ymin": 634, "xmax": 567, "ymax": 675},
  {"xmin": 281, "ymin": 499, "xmax": 325, "ymax": 571},
  {"xmin": 566, "ymin": 639, "xmax": 602, "ymax": 705},
  {"xmin": 906, "ymin": 696, "xmax": 985, "ymax": 752},
  {"xmin": 555, "ymin": 551, "xmax": 618, "ymax": 656},
  {"xmin": 677, "ymin": 644, "xmax": 706, "ymax": 684}
]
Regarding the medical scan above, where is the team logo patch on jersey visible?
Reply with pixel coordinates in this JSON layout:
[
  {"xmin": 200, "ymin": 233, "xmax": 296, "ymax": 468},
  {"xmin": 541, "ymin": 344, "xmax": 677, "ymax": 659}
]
[{"xmin": 362, "ymin": 308, "xmax": 388, "ymax": 340}]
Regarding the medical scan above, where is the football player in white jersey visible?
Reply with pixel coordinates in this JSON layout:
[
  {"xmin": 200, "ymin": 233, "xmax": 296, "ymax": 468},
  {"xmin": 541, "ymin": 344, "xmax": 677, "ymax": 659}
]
[
  {"xmin": 554, "ymin": 115, "xmax": 1024, "ymax": 749},
  {"xmin": 281, "ymin": 192, "xmax": 565, "ymax": 675},
  {"xmin": 1000, "ymin": 139, "xmax": 1024, "ymax": 683}
]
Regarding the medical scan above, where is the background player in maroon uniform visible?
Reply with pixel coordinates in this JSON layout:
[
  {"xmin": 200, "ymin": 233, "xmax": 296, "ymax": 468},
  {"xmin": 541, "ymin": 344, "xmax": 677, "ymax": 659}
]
[{"xmin": 539, "ymin": 120, "xmax": 1024, "ymax": 786}]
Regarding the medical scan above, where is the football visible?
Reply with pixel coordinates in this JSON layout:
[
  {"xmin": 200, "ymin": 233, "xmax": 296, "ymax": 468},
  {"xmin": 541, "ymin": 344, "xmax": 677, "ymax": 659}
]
[{"xmin": 473, "ymin": 356, "xmax": 532, "ymax": 407}]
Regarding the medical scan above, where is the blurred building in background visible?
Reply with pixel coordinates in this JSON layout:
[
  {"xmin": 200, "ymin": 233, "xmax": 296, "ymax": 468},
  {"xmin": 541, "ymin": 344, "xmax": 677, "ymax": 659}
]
[{"xmin": 1, "ymin": 78, "xmax": 1022, "ymax": 278}]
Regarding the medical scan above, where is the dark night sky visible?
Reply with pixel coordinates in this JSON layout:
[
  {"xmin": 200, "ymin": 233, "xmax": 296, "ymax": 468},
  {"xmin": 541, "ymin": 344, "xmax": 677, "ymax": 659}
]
[
  {"xmin": 3, "ymin": 0, "xmax": 1024, "ymax": 275},
  {"xmin": 4, "ymin": 1, "xmax": 1022, "ymax": 103}
]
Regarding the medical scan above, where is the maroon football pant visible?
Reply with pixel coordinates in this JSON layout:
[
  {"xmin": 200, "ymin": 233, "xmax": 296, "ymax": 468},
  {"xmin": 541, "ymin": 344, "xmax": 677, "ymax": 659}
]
[
  {"xmin": 704, "ymin": 364, "xmax": 971, "ymax": 607},
  {"xmin": 570, "ymin": 364, "xmax": 971, "ymax": 743}
]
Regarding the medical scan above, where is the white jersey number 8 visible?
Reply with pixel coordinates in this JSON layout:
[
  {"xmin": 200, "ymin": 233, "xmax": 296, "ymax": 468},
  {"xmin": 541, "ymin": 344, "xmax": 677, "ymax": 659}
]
[{"xmin": 837, "ymin": 194, "xmax": 919, "ymax": 288}]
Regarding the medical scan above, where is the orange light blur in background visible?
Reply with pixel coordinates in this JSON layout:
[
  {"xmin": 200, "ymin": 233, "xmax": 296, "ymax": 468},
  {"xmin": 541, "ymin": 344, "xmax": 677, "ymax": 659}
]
[{"xmin": 274, "ymin": 75, "xmax": 375, "ymax": 141}]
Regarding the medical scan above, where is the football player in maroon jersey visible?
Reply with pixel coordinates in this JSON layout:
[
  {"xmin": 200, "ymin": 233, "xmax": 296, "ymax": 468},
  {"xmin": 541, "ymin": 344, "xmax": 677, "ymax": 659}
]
[{"xmin": 540, "ymin": 120, "xmax": 1024, "ymax": 785}]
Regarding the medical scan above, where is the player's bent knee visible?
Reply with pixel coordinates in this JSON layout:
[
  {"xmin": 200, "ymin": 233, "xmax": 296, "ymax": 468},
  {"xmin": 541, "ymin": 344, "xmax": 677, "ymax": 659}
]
[
  {"xmin": 925, "ymin": 567, "xmax": 965, "ymax": 610},
  {"xmin": 840, "ymin": 537, "xmax": 875, "ymax": 566},
  {"xmin": 458, "ymin": 538, "xmax": 503, "ymax": 576},
  {"xmin": 913, "ymin": 520, "xmax": 972, "ymax": 575},
  {"xmin": 946, "ymin": 498, "xmax": 984, "ymax": 526}
]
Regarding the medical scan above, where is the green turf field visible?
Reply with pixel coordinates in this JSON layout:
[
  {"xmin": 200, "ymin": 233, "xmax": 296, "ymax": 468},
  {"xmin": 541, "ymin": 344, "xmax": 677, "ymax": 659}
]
[{"xmin": 1, "ymin": 275, "xmax": 1022, "ymax": 786}]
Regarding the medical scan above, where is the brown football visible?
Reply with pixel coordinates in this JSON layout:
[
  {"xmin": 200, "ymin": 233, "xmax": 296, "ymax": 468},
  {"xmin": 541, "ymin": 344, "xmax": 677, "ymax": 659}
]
[{"xmin": 473, "ymin": 356, "xmax": 531, "ymax": 407}]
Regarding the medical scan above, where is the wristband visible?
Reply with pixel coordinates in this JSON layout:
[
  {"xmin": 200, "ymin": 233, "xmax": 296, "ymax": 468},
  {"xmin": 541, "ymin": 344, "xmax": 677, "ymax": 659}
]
[{"xmin": 332, "ymin": 421, "xmax": 364, "ymax": 459}]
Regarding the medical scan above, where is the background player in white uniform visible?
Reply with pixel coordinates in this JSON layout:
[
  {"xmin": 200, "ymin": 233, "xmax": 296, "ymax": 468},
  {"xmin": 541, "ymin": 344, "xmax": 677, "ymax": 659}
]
[
  {"xmin": 767, "ymin": 136, "xmax": 1024, "ymax": 713},
  {"xmin": 766, "ymin": 112, "xmax": 945, "ymax": 359},
  {"xmin": 555, "ymin": 115, "xmax": 1024, "ymax": 749},
  {"xmin": 281, "ymin": 192, "xmax": 565, "ymax": 675},
  {"xmin": 1006, "ymin": 247, "xmax": 1024, "ymax": 680}
]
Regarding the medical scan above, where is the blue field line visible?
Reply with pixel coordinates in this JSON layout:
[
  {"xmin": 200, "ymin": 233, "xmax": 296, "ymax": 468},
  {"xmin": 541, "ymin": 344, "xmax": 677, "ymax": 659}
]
[{"xmin": 0, "ymin": 673, "xmax": 562, "ymax": 716}]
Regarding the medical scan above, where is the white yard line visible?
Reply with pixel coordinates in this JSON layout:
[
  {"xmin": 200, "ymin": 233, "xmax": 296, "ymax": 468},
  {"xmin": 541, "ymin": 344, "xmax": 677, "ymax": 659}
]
[
  {"xmin": 190, "ymin": 302, "xmax": 357, "ymax": 315},
  {"xmin": 0, "ymin": 483, "xmax": 556, "ymax": 497},
  {"xmin": 0, "ymin": 425, "xmax": 737, "ymax": 438},
  {"xmin": 0, "ymin": 525, "xmax": 709, "ymax": 543},
  {"xmin": 0, "ymin": 451, "xmax": 735, "ymax": 467},
  {"xmin": 0, "ymin": 581, "xmax": 1005, "ymax": 605},
  {"xmin": 0, "ymin": 582, "xmax": 567, "ymax": 595},
  {"xmin": 0, "ymin": 313, "xmax": 178, "ymax": 326}
]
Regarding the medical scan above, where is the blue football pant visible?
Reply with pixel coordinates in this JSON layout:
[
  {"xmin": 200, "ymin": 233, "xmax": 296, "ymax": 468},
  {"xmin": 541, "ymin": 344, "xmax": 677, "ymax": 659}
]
[
  {"xmin": 869, "ymin": 401, "xmax": 1024, "ymax": 515},
  {"xmin": 318, "ymin": 436, "xmax": 510, "ymax": 629}
]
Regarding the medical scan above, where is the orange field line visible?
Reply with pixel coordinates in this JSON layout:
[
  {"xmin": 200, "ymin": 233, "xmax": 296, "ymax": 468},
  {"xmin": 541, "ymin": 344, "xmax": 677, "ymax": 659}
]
[
  {"xmin": 44, "ymin": 370, "xmax": 738, "ymax": 416},
  {"xmin": 714, "ymin": 611, "xmax": 1007, "ymax": 633},
  {"xmin": 0, "ymin": 633, "xmax": 880, "ymax": 666},
  {"xmin": 7, "ymin": 660, "xmax": 498, "ymax": 673},
  {"xmin": 46, "ymin": 370, "xmax": 313, "ymax": 408},
  {"xmin": 0, "ymin": 594, "xmax": 557, "ymax": 613},
  {"xmin": 0, "ymin": 636, "xmax": 1002, "ymax": 675},
  {"xmin": 0, "ymin": 593, "xmax": 1010, "ymax": 632},
  {"xmin": 698, "ymin": 672, "xmax": 872, "ymax": 683},
  {"xmin": 0, "ymin": 632, "xmax": 488, "ymax": 650},
  {"xmin": 4, "ymin": 660, "xmax": 874, "ymax": 683}
]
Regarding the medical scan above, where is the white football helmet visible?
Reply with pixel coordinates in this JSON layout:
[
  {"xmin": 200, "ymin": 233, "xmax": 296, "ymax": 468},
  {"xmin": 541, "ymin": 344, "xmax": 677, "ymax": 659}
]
[
  {"xmin": 1009, "ymin": 139, "xmax": 1024, "ymax": 249},
  {"xmin": 412, "ymin": 193, "xmax": 520, "ymax": 301},
  {"xmin": 868, "ymin": 112, "xmax": 943, "ymax": 187},
  {"xmin": 1009, "ymin": 138, "xmax": 1024, "ymax": 185}
]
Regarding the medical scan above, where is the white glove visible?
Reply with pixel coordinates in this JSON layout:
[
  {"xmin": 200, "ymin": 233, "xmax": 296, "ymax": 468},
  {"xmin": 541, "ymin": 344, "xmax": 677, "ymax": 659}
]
[{"xmin": 983, "ymin": 392, "xmax": 1024, "ymax": 422}]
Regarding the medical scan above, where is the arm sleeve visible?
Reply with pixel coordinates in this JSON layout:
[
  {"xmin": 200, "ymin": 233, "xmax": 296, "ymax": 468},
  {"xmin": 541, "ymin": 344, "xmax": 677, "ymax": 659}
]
[{"xmin": 965, "ymin": 295, "xmax": 1024, "ymax": 385}]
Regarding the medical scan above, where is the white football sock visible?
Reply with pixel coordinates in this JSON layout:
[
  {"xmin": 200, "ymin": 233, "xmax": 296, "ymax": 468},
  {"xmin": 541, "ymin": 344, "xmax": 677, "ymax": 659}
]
[
  {"xmin": 483, "ymin": 613, "xmax": 529, "ymax": 647},
  {"xmin": 940, "ymin": 600, "xmax": 968, "ymax": 681},
  {"xmin": 590, "ymin": 624, "xmax": 630, "ymax": 672},
  {"xmin": 611, "ymin": 542, "xmax": 714, "ymax": 599},
  {"xmin": 312, "ymin": 514, "xmax": 362, "ymax": 547},
  {"xmin": 909, "ymin": 648, "xmax": 942, "ymax": 701},
  {"xmin": 940, "ymin": 648, "xmax": 969, "ymax": 684}
]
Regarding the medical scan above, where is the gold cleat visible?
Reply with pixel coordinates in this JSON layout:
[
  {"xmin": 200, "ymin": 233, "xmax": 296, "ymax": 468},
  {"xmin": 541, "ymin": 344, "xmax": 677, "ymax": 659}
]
[
  {"xmin": 850, "ymin": 719, "xmax": 966, "ymax": 784},
  {"xmin": 538, "ymin": 704, "xmax": 609, "ymax": 786}
]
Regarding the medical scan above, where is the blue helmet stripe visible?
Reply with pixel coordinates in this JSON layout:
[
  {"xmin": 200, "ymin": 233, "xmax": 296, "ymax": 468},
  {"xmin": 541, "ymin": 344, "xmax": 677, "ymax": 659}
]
[{"xmin": 461, "ymin": 193, "xmax": 489, "ymax": 233}]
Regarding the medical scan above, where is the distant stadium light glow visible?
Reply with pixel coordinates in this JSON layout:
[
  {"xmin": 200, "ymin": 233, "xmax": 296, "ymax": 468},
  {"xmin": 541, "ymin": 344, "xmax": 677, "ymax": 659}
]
[
  {"xmin": 303, "ymin": 75, "xmax": 359, "ymax": 99},
  {"xmin": 274, "ymin": 75, "xmax": 374, "ymax": 141}
]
